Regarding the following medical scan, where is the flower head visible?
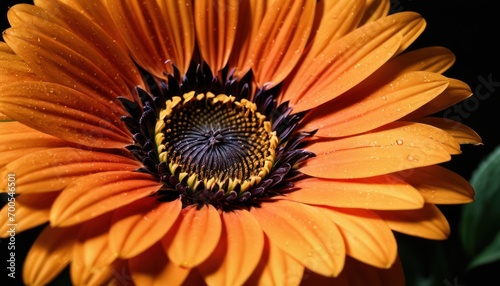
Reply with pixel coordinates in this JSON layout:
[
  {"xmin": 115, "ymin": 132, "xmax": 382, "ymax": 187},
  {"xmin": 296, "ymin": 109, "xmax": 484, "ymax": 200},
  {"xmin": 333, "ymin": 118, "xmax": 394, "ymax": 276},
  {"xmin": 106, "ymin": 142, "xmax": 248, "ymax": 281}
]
[{"xmin": 0, "ymin": 0, "xmax": 481, "ymax": 285}]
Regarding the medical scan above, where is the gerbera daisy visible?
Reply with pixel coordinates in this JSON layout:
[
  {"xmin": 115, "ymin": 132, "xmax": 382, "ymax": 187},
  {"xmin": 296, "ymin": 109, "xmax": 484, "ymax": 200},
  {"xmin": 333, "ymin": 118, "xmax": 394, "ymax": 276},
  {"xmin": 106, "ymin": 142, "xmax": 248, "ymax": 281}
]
[{"xmin": 0, "ymin": 0, "xmax": 481, "ymax": 285}]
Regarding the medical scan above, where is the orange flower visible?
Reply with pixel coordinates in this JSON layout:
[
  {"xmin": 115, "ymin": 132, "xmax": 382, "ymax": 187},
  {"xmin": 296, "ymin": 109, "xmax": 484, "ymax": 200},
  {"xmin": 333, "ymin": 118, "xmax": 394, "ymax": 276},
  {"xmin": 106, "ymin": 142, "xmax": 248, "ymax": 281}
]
[{"xmin": 0, "ymin": 0, "xmax": 480, "ymax": 285}]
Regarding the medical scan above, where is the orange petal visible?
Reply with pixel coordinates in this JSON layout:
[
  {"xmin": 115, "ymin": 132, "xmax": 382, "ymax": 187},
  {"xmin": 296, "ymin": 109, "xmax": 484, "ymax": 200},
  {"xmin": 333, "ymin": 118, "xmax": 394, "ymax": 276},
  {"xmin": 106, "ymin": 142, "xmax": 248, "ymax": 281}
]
[
  {"xmin": 0, "ymin": 147, "xmax": 142, "ymax": 194},
  {"xmin": 306, "ymin": 0, "xmax": 365, "ymax": 61},
  {"xmin": 50, "ymin": 171, "xmax": 161, "ymax": 227},
  {"xmin": 0, "ymin": 41, "xmax": 38, "ymax": 84},
  {"xmin": 393, "ymin": 12, "xmax": 427, "ymax": 55},
  {"xmin": 48, "ymin": 0, "xmax": 129, "ymax": 50},
  {"xmin": 0, "ymin": 59, "xmax": 38, "ymax": 84},
  {"xmin": 281, "ymin": 13, "xmax": 425, "ymax": 112},
  {"xmin": 358, "ymin": 0, "xmax": 390, "ymax": 26},
  {"xmin": 388, "ymin": 46, "xmax": 456, "ymax": 74},
  {"xmin": 75, "ymin": 213, "xmax": 116, "ymax": 268},
  {"xmin": 318, "ymin": 207, "xmax": 397, "ymax": 268},
  {"xmin": 287, "ymin": 176, "xmax": 424, "ymax": 210},
  {"xmin": 0, "ymin": 192, "xmax": 58, "ymax": 237},
  {"xmin": 301, "ymin": 121, "xmax": 457, "ymax": 179},
  {"xmin": 163, "ymin": 204, "xmax": 222, "ymax": 268},
  {"xmin": 250, "ymin": 0, "xmax": 316, "ymax": 88},
  {"xmin": 195, "ymin": 0, "xmax": 238, "ymax": 75},
  {"xmin": 6, "ymin": 4, "xmax": 141, "ymax": 103},
  {"xmin": 0, "ymin": 41, "xmax": 19, "ymax": 58},
  {"xmin": 0, "ymin": 122, "xmax": 73, "ymax": 168},
  {"xmin": 297, "ymin": 46, "xmax": 456, "ymax": 136},
  {"xmin": 404, "ymin": 78, "xmax": 473, "ymax": 119},
  {"xmin": 246, "ymin": 237, "xmax": 305, "ymax": 286},
  {"xmin": 250, "ymin": 199, "xmax": 345, "ymax": 276},
  {"xmin": 23, "ymin": 225, "xmax": 79, "ymax": 286},
  {"xmin": 199, "ymin": 209, "xmax": 264, "ymax": 286},
  {"xmin": 107, "ymin": 0, "xmax": 195, "ymax": 78},
  {"xmin": 129, "ymin": 242, "xmax": 191, "ymax": 286},
  {"xmin": 227, "ymin": 0, "xmax": 267, "ymax": 78},
  {"xmin": 71, "ymin": 258, "xmax": 118, "ymax": 286},
  {"xmin": 394, "ymin": 165, "xmax": 475, "ymax": 204},
  {"xmin": 416, "ymin": 117, "xmax": 482, "ymax": 145},
  {"xmin": 109, "ymin": 197, "xmax": 182, "ymax": 258},
  {"xmin": 300, "ymin": 71, "xmax": 449, "ymax": 137},
  {"xmin": 0, "ymin": 81, "xmax": 132, "ymax": 149},
  {"xmin": 32, "ymin": 0, "xmax": 143, "ymax": 88},
  {"xmin": 375, "ymin": 204, "xmax": 450, "ymax": 239}
]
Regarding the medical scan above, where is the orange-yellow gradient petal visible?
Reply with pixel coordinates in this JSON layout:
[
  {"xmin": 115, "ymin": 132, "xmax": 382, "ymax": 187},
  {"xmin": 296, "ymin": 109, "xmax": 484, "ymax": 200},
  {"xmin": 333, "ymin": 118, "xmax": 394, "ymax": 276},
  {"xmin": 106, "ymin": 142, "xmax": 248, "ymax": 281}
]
[
  {"xmin": 0, "ymin": 192, "xmax": 58, "ymax": 237},
  {"xmin": 71, "ymin": 258, "xmax": 118, "ymax": 286},
  {"xmin": 0, "ymin": 147, "xmax": 142, "ymax": 194},
  {"xmin": 5, "ymin": 3, "xmax": 142, "ymax": 104},
  {"xmin": 0, "ymin": 41, "xmax": 39, "ymax": 84},
  {"xmin": 247, "ymin": 237, "xmax": 305, "ymax": 286},
  {"xmin": 0, "ymin": 82, "xmax": 132, "ymax": 148},
  {"xmin": 302, "ymin": 121, "xmax": 458, "ymax": 179},
  {"xmin": 393, "ymin": 165, "xmax": 475, "ymax": 204},
  {"xmin": 405, "ymin": 78, "xmax": 473, "ymax": 119},
  {"xmin": 195, "ymin": 0, "xmax": 238, "ymax": 75},
  {"xmin": 287, "ymin": 176, "xmax": 424, "ymax": 210},
  {"xmin": 385, "ymin": 46, "xmax": 456, "ymax": 74},
  {"xmin": 250, "ymin": 0, "xmax": 316, "ymax": 88},
  {"xmin": 23, "ymin": 225, "xmax": 80, "ymax": 286},
  {"xmin": 227, "ymin": 0, "xmax": 267, "ymax": 78},
  {"xmin": 107, "ymin": 0, "xmax": 195, "ymax": 78},
  {"xmin": 318, "ymin": 207, "xmax": 397, "ymax": 268},
  {"xmin": 376, "ymin": 204, "xmax": 450, "ymax": 240},
  {"xmin": 251, "ymin": 199, "xmax": 345, "ymax": 277},
  {"xmin": 358, "ymin": 0, "xmax": 390, "ymax": 26},
  {"xmin": 199, "ymin": 209, "xmax": 264, "ymax": 286},
  {"xmin": 70, "ymin": 213, "xmax": 116, "ymax": 286},
  {"xmin": 50, "ymin": 171, "xmax": 161, "ymax": 226},
  {"xmin": 281, "ymin": 12, "xmax": 425, "ymax": 112},
  {"xmin": 163, "ymin": 204, "xmax": 222, "ymax": 268},
  {"xmin": 416, "ymin": 117, "xmax": 482, "ymax": 145},
  {"xmin": 45, "ymin": 0, "xmax": 129, "ymax": 50},
  {"xmin": 307, "ymin": 0, "xmax": 365, "ymax": 59},
  {"xmin": 300, "ymin": 71, "xmax": 449, "ymax": 137},
  {"xmin": 0, "ymin": 122, "xmax": 74, "ymax": 168},
  {"xmin": 109, "ymin": 197, "xmax": 182, "ymax": 258}
]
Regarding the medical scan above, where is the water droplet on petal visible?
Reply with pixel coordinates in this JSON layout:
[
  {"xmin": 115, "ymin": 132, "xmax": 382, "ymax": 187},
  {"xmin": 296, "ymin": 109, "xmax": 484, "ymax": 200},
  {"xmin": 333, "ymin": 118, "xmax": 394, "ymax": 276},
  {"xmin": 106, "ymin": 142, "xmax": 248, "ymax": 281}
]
[
  {"xmin": 396, "ymin": 139, "xmax": 403, "ymax": 145},
  {"xmin": 407, "ymin": 155, "xmax": 417, "ymax": 161}
]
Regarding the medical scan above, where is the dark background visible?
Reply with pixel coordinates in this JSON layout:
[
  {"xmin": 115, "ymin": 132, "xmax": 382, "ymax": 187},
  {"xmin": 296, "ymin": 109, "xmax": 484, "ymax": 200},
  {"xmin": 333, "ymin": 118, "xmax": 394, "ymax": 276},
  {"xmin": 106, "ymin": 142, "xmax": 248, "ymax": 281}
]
[{"xmin": 0, "ymin": 0, "xmax": 498, "ymax": 285}]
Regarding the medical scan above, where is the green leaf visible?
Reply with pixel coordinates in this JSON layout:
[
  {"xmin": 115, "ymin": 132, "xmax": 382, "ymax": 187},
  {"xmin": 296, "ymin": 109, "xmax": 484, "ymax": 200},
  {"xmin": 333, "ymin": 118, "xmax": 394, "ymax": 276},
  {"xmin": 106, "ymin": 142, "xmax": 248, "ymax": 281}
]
[
  {"xmin": 467, "ymin": 231, "xmax": 500, "ymax": 270},
  {"xmin": 460, "ymin": 144, "xmax": 500, "ymax": 269}
]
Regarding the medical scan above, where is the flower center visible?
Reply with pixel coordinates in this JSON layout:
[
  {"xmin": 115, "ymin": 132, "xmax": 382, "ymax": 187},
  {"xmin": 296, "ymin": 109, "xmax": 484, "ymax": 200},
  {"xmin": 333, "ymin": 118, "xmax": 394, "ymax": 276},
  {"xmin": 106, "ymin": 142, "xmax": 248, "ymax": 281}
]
[
  {"xmin": 155, "ymin": 91, "xmax": 278, "ymax": 193},
  {"xmin": 120, "ymin": 62, "xmax": 316, "ymax": 210}
]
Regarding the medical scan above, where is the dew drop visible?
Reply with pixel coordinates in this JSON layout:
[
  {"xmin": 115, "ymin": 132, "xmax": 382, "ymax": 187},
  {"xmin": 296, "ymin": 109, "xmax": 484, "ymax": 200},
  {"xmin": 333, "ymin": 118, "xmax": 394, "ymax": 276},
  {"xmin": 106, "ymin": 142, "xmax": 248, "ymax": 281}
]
[
  {"xmin": 396, "ymin": 139, "xmax": 403, "ymax": 145},
  {"xmin": 406, "ymin": 155, "xmax": 416, "ymax": 161}
]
